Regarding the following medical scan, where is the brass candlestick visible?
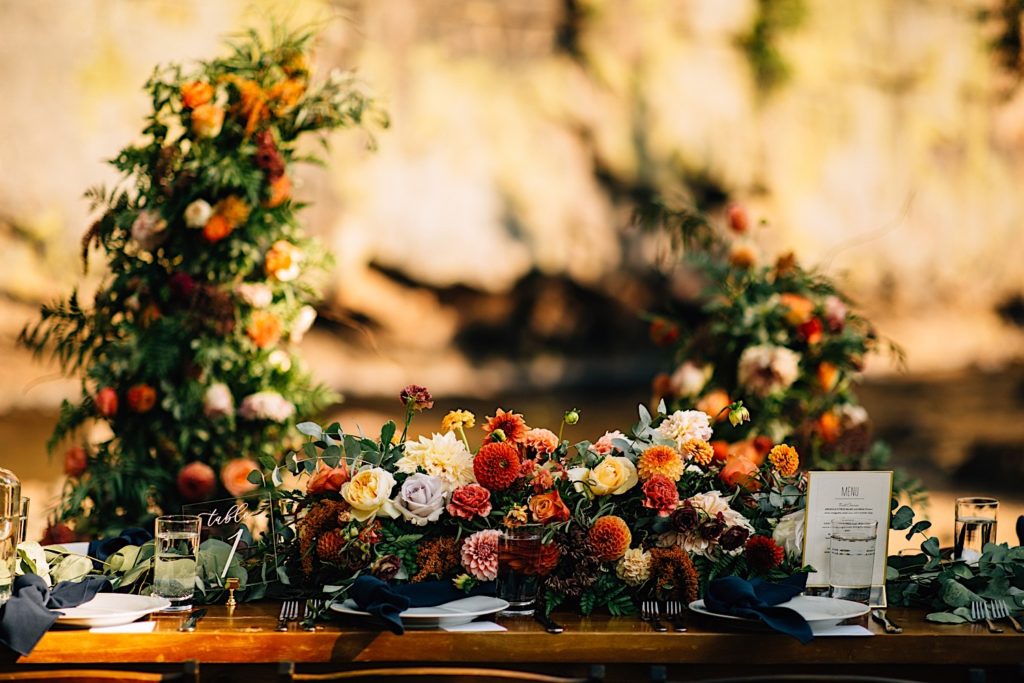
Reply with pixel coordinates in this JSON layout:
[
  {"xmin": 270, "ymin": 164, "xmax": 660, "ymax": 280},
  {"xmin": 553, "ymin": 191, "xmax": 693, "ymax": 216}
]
[{"xmin": 225, "ymin": 577, "xmax": 240, "ymax": 609}]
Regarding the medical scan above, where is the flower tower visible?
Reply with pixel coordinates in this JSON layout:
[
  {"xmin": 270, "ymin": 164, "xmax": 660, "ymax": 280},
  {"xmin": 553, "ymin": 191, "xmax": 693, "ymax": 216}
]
[{"xmin": 21, "ymin": 29, "xmax": 384, "ymax": 538}]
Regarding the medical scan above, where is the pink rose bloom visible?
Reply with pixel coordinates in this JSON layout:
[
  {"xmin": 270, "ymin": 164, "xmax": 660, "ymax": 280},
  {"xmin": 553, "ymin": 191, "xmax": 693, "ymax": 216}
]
[
  {"xmin": 524, "ymin": 428, "xmax": 559, "ymax": 456},
  {"xmin": 824, "ymin": 295, "xmax": 848, "ymax": 332},
  {"xmin": 592, "ymin": 430, "xmax": 627, "ymax": 455},
  {"xmin": 221, "ymin": 457, "xmax": 261, "ymax": 497},
  {"xmin": 461, "ymin": 529, "xmax": 501, "ymax": 581}
]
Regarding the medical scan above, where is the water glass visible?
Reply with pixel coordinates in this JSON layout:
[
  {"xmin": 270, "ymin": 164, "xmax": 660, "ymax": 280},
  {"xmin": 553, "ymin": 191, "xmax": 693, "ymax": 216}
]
[
  {"xmin": 496, "ymin": 525, "xmax": 542, "ymax": 616},
  {"xmin": 19, "ymin": 497, "xmax": 29, "ymax": 544},
  {"xmin": 828, "ymin": 518, "xmax": 877, "ymax": 604},
  {"xmin": 153, "ymin": 515, "xmax": 201, "ymax": 612},
  {"xmin": 954, "ymin": 497, "xmax": 998, "ymax": 563}
]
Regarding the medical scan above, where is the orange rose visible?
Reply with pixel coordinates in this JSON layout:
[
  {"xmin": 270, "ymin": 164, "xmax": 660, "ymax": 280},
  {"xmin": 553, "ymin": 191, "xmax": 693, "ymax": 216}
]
[
  {"xmin": 719, "ymin": 455, "xmax": 760, "ymax": 491},
  {"xmin": 247, "ymin": 310, "xmax": 282, "ymax": 348},
  {"xmin": 779, "ymin": 293, "xmax": 814, "ymax": 325},
  {"xmin": 221, "ymin": 457, "xmax": 261, "ymax": 497},
  {"xmin": 696, "ymin": 389, "xmax": 731, "ymax": 422},
  {"xmin": 191, "ymin": 103, "xmax": 224, "ymax": 138},
  {"xmin": 203, "ymin": 214, "xmax": 233, "ymax": 243},
  {"xmin": 180, "ymin": 81, "xmax": 214, "ymax": 109},
  {"xmin": 264, "ymin": 175, "xmax": 292, "ymax": 208},
  {"xmin": 528, "ymin": 490, "xmax": 570, "ymax": 524},
  {"xmin": 307, "ymin": 461, "xmax": 350, "ymax": 495},
  {"xmin": 817, "ymin": 411, "xmax": 841, "ymax": 443},
  {"xmin": 126, "ymin": 383, "xmax": 157, "ymax": 413},
  {"xmin": 710, "ymin": 440, "xmax": 730, "ymax": 464},
  {"xmin": 817, "ymin": 362, "xmax": 839, "ymax": 391}
]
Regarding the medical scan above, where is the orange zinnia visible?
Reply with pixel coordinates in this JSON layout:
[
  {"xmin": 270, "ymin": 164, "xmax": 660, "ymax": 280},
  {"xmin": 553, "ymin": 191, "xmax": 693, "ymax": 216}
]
[{"xmin": 247, "ymin": 310, "xmax": 283, "ymax": 348}]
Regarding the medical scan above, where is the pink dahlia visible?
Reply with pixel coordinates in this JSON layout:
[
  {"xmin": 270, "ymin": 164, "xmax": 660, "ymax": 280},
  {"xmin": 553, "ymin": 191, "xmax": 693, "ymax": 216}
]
[
  {"xmin": 524, "ymin": 428, "xmax": 559, "ymax": 456},
  {"xmin": 460, "ymin": 529, "xmax": 501, "ymax": 581}
]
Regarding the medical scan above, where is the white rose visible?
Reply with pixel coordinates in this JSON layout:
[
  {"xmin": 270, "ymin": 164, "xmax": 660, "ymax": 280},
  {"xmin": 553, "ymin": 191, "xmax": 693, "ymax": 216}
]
[
  {"xmin": 131, "ymin": 210, "xmax": 168, "ymax": 251},
  {"xmin": 391, "ymin": 473, "xmax": 446, "ymax": 526},
  {"xmin": 236, "ymin": 283, "xmax": 273, "ymax": 308},
  {"xmin": 341, "ymin": 467, "xmax": 399, "ymax": 522},
  {"xmin": 184, "ymin": 200, "xmax": 213, "ymax": 229},
  {"xmin": 772, "ymin": 509, "xmax": 806, "ymax": 559},
  {"xmin": 203, "ymin": 383, "xmax": 234, "ymax": 419},
  {"xmin": 290, "ymin": 305, "xmax": 317, "ymax": 342}
]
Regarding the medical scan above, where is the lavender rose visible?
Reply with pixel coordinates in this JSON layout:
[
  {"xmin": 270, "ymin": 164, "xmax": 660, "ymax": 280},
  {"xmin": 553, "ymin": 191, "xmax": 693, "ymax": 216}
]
[{"xmin": 392, "ymin": 473, "xmax": 446, "ymax": 526}]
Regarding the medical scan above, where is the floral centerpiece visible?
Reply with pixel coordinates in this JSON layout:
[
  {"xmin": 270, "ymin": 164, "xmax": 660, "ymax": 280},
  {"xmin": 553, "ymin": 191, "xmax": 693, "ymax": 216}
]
[
  {"xmin": 270, "ymin": 385, "xmax": 808, "ymax": 615},
  {"xmin": 19, "ymin": 29, "xmax": 385, "ymax": 538}
]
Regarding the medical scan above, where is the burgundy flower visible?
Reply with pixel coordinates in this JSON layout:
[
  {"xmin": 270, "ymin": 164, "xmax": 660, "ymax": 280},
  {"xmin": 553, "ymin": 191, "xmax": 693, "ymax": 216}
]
[
  {"xmin": 169, "ymin": 272, "xmax": 197, "ymax": 301},
  {"xmin": 399, "ymin": 384, "xmax": 434, "ymax": 412},
  {"xmin": 370, "ymin": 554, "xmax": 402, "ymax": 581},
  {"xmin": 671, "ymin": 503, "xmax": 699, "ymax": 532},
  {"xmin": 698, "ymin": 512, "xmax": 726, "ymax": 540},
  {"xmin": 719, "ymin": 525, "xmax": 751, "ymax": 551},
  {"xmin": 253, "ymin": 130, "xmax": 285, "ymax": 179}
]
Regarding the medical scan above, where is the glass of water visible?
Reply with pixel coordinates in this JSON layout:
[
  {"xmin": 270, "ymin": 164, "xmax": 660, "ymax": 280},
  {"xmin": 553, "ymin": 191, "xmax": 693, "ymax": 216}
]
[
  {"xmin": 496, "ymin": 525, "xmax": 542, "ymax": 616},
  {"xmin": 153, "ymin": 515, "xmax": 201, "ymax": 612},
  {"xmin": 19, "ymin": 498, "xmax": 29, "ymax": 544},
  {"xmin": 954, "ymin": 497, "xmax": 998, "ymax": 564},
  {"xmin": 828, "ymin": 518, "xmax": 877, "ymax": 604}
]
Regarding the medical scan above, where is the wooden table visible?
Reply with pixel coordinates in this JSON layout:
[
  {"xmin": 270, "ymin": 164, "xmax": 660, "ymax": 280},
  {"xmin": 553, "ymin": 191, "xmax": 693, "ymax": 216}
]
[{"xmin": 7, "ymin": 604, "xmax": 1024, "ymax": 682}]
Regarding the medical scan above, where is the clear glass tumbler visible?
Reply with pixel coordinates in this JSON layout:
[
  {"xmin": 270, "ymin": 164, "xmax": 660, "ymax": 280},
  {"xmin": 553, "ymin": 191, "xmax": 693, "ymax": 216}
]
[
  {"xmin": 954, "ymin": 497, "xmax": 998, "ymax": 564},
  {"xmin": 496, "ymin": 525, "xmax": 542, "ymax": 616},
  {"xmin": 153, "ymin": 515, "xmax": 202, "ymax": 612},
  {"xmin": 828, "ymin": 518, "xmax": 877, "ymax": 604}
]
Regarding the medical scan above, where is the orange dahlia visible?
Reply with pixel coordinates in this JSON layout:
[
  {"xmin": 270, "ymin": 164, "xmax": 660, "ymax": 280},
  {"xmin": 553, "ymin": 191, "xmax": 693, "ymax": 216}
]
[
  {"xmin": 587, "ymin": 515, "xmax": 632, "ymax": 562},
  {"xmin": 680, "ymin": 439, "xmax": 714, "ymax": 467},
  {"xmin": 483, "ymin": 408, "xmax": 528, "ymax": 444},
  {"xmin": 767, "ymin": 444, "xmax": 799, "ymax": 477},
  {"xmin": 637, "ymin": 445, "xmax": 684, "ymax": 481},
  {"xmin": 473, "ymin": 441, "xmax": 522, "ymax": 491}
]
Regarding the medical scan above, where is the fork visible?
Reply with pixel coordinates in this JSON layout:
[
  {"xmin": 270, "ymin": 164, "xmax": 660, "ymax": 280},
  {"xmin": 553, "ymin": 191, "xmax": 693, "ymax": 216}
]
[
  {"xmin": 301, "ymin": 599, "xmax": 324, "ymax": 631},
  {"xmin": 987, "ymin": 600, "xmax": 1024, "ymax": 633},
  {"xmin": 276, "ymin": 600, "xmax": 301, "ymax": 632},
  {"xmin": 641, "ymin": 600, "xmax": 668, "ymax": 632},
  {"xmin": 970, "ymin": 600, "xmax": 1003, "ymax": 633},
  {"xmin": 663, "ymin": 601, "xmax": 687, "ymax": 632}
]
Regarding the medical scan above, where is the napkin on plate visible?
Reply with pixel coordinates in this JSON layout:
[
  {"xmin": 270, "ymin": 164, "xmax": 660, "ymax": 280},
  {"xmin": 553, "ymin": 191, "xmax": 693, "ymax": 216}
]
[
  {"xmin": 349, "ymin": 575, "xmax": 496, "ymax": 635},
  {"xmin": 87, "ymin": 527, "xmax": 152, "ymax": 566},
  {"xmin": 0, "ymin": 574, "xmax": 111, "ymax": 655},
  {"xmin": 703, "ymin": 573, "xmax": 813, "ymax": 644}
]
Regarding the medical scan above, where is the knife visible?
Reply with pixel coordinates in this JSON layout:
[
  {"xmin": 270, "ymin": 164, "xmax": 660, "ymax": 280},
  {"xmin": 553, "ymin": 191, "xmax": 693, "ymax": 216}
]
[
  {"xmin": 178, "ymin": 608, "xmax": 208, "ymax": 632},
  {"xmin": 870, "ymin": 609, "xmax": 902, "ymax": 634},
  {"xmin": 533, "ymin": 611, "xmax": 564, "ymax": 634}
]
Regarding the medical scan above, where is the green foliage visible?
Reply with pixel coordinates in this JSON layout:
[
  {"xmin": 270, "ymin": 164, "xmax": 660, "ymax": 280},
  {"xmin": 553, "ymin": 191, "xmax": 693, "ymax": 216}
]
[
  {"xmin": 18, "ymin": 27, "xmax": 383, "ymax": 537},
  {"xmin": 740, "ymin": 0, "xmax": 806, "ymax": 93}
]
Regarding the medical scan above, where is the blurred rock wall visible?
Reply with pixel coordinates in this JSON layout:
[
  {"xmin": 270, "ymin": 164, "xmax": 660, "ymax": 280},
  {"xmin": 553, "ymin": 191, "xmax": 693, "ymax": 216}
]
[{"xmin": 2, "ymin": 0, "xmax": 1024, "ymax": 409}]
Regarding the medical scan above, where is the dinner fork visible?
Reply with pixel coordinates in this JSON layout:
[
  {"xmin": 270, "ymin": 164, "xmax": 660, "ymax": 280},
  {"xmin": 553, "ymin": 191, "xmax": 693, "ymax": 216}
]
[
  {"xmin": 663, "ymin": 601, "xmax": 687, "ymax": 632},
  {"xmin": 970, "ymin": 600, "xmax": 1003, "ymax": 633},
  {"xmin": 276, "ymin": 600, "xmax": 301, "ymax": 632},
  {"xmin": 641, "ymin": 600, "xmax": 668, "ymax": 632},
  {"xmin": 302, "ymin": 599, "xmax": 324, "ymax": 631},
  {"xmin": 987, "ymin": 600, "xmax": 1024, "ymax": 633}
]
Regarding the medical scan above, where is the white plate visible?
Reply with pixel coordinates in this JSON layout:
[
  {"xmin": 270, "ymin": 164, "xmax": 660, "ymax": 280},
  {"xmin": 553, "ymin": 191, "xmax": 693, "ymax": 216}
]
[
  {"xmin": 688, "ymin": 595, "xmax": 870, "ymax": 632},
  {"xmin": 330, "ymin": 595, "xmax": 510, "ymax": 629},
  {"xmin": 54, "ymin": 593, "xmax": 172, "ymax": 628}
]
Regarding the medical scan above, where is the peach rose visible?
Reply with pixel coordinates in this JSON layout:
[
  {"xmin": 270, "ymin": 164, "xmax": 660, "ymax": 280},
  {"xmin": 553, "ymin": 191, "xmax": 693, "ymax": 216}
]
[
  {"xmin": 341, "ymin": 467, "xmax": 398, "ymax": 522},
  {"xmin": 191, "ymin": 103, "xmax": 224, "ymax": 138},
  {"xmin": 696, "ymin": 389, "xmax": 732, "ymax": 423},
  {"xmin": 779, "ymin": 293, "xmax": 814, "ymax": 325},
  {"xmin": 221, "ymin": 457, "xmax": 261, "ymax": 497},
  {"xmin": 529, "ymin": 490, "xmax": 570, "ymax": 524},
  {"xmin": 247, "ymin": 310, "xmax": 282, "ymax": 348},
  {"xmin": 178, "ymin": 461, "xmax": 216, "ymax": 502},
  {"xmin": 307, "ymin": 461, "xmax": 350, "ymax": 495},
  {"xmin": 181, "ymin": 81, "xmax": 214, "ymax": 109},
  {"xmin": 719, "ymin": 455, "xmax": 760, "ymax": 492}
]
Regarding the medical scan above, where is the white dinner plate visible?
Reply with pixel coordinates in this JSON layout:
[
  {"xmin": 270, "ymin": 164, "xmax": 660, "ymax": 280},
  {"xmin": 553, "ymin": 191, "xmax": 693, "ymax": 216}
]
[
  {"xmin": 54, "ymin": 593, "xmax": 172, "ymax": 628},
  {"xmin": 688, "ymin": 595, "xmax": 869, "ymax": 632},
  {"xmin": 330, "ymin": 595, "xmax": 510, "ymax": 629}
]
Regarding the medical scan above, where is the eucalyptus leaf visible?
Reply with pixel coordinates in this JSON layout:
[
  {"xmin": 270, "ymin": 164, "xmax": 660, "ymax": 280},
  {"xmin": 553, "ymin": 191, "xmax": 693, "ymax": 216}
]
[
  {"xmin": 926, "ymin": 612, "xmax": 966, "ymax": 624},
  {"xmin": 939, "ymin": 578, "xmax": 983, "ymax": 608},
  {"xmin": 890, "ymin": 505, "xmax": 914, "ymax": 531},
  {"xmin": 51, "ymin": 554, "xmax": 94, "ymax": 583},
  {"xmin": 297, "ymin": 421, "xmax": 323, "ymax": 438}
]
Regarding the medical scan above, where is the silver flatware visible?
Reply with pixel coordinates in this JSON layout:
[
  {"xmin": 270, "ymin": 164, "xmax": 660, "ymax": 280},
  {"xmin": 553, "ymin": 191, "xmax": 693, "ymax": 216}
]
[
  {"xmin": 664, "ymin": 601, "xmax": 687, "ymax": 632},
  {"xmin": 533, "ymin": 611, "xmax": 564, "ymax": 634},
  {"xmin": 870, "ymin": 609, "xmax": 902, "ymax": 634},
  {"xmin": 641, "ymin": 600, "xmax": 667, "ymax": 632},
  {"xmin": 276, "ymin": 600, "xmax": 300, "ymax": 632},
  {"xmin": 177, "ymin": 608, "xmax": 208, "ymax": 632},
  {"xmin": 302, "ymin": 599, "xmax": 323, "ymax": 631},
  {"xmin": 971, "ymin": 600, "xmax": 1003, "ymax": 633},
  {"xmin": 988, "ymin": 600, "xmax": 1024, "ymax": 633}
]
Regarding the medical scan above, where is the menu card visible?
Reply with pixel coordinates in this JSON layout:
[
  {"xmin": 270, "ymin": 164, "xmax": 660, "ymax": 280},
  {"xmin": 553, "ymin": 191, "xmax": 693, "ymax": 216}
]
[{"xmin": 802, "ymin": 470, "xmax": 892, "ymax": 607}]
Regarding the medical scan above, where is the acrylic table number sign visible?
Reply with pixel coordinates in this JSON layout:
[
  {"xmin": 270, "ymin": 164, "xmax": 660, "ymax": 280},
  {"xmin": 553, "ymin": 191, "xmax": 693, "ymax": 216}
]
[
  {"xmin": 802, "ymin": 471, "xmax": 893, "ymax": 608},
  {"xmin": 182, "ymin": 492, "xmax": 279, "ymax": 592}
]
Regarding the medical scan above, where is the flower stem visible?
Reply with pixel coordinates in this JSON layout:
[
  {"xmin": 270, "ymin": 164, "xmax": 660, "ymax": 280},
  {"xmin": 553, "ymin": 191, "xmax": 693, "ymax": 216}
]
[{"xmin": 457, "ymin": 425, "xmax": 471, "ymax": 452}]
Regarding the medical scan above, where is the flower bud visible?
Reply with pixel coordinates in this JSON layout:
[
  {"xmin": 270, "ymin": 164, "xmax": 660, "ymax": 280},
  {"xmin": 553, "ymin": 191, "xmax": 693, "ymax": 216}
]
[{"xmin": 563, "ymin": 409, "xmax": 580, "ymax": 425}]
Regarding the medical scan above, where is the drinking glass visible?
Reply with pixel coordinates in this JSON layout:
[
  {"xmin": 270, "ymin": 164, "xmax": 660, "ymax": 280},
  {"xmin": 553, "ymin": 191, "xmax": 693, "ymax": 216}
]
[
  {"xmin": 954, "ymin": 497, "xmax": 998, "ymax": 563},
  {"xmin": 19, "ymin": 497, "xmax": 29, "ymax": 544},
  {"xmin": 496, "ymin": 525, "xmax": 542, "ymax": 616},
  {"xmin": 153, "ymin": 515, "xmax": 201, "ymax": 612},
  {"xmin": 828, "ymin": 518, "xmax": 877, "ymax": 604}
]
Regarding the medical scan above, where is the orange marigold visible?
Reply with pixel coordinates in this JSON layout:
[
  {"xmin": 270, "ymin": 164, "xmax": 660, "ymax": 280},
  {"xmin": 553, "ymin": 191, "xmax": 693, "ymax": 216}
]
[
  {"xmin": 216, "ymin": 196, "xmax": 251, "ymax": 228},
  {"xmin": 247, "ymin": 310, "xmax": 283, "ymax": 348},
  {"xmin": 483, "ymin": 408, "xmax": 528, "ymax": 444},
  {"xmin": 587, "ymin": 515, "xmax": 632, "ymax": 562},
  {"xmin": 473, "ymin": 441, "xmax": 522, "ymax": 491},
  {"xmin": 767, "ymin": 444, "xmax": 799, "ymax": 477},
  {"xmin": 680, "ymin": 439, "xmax": 714, "ymax": 467},
  {"xmin": 637, "ymin": 445, "xmax": 685, "ymax": 481}
]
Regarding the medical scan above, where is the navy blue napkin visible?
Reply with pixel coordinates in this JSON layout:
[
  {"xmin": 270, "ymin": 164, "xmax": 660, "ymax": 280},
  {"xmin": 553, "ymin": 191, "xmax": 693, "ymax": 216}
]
[
  {"xmin": 349, "ymin": 575, "xmax": 496, "ymax": 635},
  {"xmin": 0, "ymin": 574, "xmax": 111, "ymax": 655},
  {"xmin": 704, "ymin": 573, "xmax": 813, "ymax": 643},
  {"xmin": 87, "ymin": 527, "xmax": 152, "ymax": 566}
]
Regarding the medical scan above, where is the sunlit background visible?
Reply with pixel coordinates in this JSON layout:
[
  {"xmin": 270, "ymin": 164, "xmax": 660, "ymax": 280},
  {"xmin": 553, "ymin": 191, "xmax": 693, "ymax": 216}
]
[{"xmin": 2, "ymin": 0, "xmax": 1023, "ymax": 547}]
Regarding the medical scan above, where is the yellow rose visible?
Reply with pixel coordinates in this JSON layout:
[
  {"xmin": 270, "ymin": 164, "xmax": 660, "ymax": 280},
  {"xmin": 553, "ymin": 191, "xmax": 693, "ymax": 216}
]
[
  {"xmin": 571, "ymin": 456, "xmax": 638, "ymax": 496},
  {"xmin": 340, "ymin": 467, "xmax": 398, "ymax": 521}
]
